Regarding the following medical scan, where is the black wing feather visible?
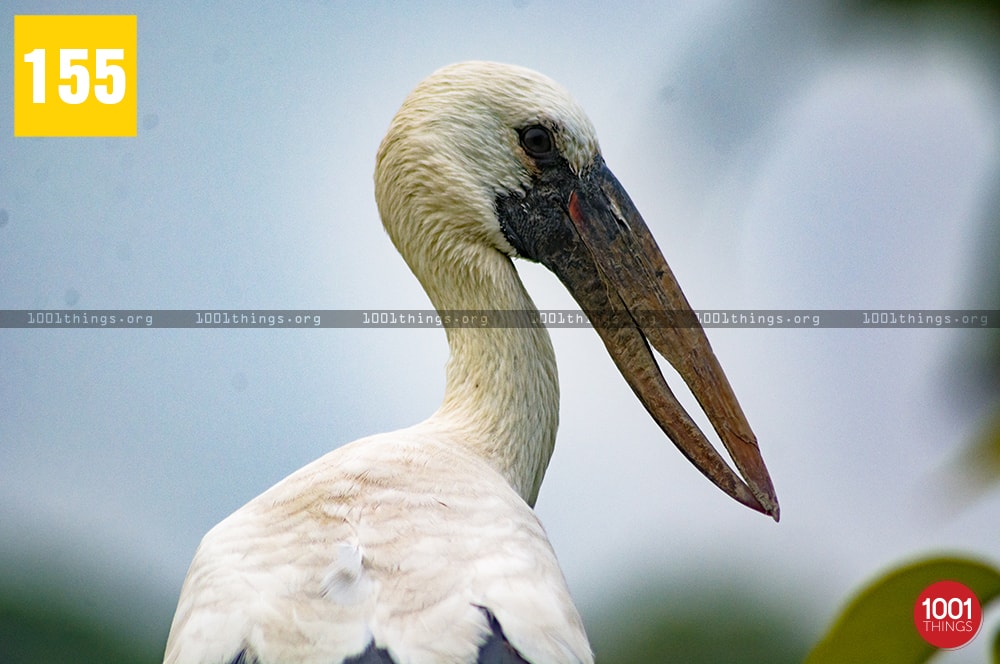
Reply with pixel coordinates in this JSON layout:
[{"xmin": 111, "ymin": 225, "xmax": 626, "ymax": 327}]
[
  {"xmin": 343, "ymin": 641, "xmax": 396, "ymax": 663},
  {"xmin": 475, "ymin": 606, "xmax": 532, "ymax": 664},
  {"xmin": 227, "ymin": 648, "xmax": 259, "ymax": 664}
]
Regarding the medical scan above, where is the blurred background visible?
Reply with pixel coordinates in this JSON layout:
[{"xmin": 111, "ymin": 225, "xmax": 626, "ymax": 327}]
[{"xmin": 2, "ymin": 1, "xmax": 998, "ymax": 662}]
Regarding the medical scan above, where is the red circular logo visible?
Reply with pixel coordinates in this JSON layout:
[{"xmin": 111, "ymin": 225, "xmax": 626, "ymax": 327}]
[{"xmin": 914, "ymin": 580, "xmax": 982, "ymax": 649}]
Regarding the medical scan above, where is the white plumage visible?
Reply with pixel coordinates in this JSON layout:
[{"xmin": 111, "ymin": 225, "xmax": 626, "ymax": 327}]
[
  {"xmin": 164, "ymin": 61, "xmax": 777, "ymax": 664},
  {"xmin": 167, "ymin": 429, "xmax": 588, "ymax": 663}
]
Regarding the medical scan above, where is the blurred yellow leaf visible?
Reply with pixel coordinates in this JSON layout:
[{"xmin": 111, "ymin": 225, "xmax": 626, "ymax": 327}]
[
  {"xmin": 961, "ymin": 405, "xmax": 1000, "ymax": 489},
  {"xmin": 935, "ymin": 404, "xmax": 1000, "ymax": 510},
  {"xmin": 806, "ymin": 556, "xmax": 1000, "ymax": 664}
]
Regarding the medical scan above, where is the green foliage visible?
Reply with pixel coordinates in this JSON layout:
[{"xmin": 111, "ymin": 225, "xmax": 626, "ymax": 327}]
[
  {"xmin": 806, "ymin": 556, "xmax": 1000, "ymax": 664},
  {"xmin": 588, "ymin": 577, "xmax": 812, "ymax": 664},
  {"xmin": 0, "ymin": 595, "xmax": 158, "ymax": 664}
]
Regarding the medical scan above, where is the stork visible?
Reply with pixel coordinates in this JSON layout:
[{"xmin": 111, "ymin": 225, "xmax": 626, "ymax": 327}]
[{"xmin": 164, "ymin": 61, "xmax": 778, "ymax": 664}]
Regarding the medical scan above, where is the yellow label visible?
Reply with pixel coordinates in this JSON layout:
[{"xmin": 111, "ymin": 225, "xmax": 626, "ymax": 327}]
[{"xmin": 14, "ymin": 15, "xmax": 137, "ymax": 137}]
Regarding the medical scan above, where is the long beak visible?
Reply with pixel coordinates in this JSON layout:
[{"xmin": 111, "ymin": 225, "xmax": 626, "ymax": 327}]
[{"xmin": 500, "ymin": 158, "xmax": 779, "ymax": 520}]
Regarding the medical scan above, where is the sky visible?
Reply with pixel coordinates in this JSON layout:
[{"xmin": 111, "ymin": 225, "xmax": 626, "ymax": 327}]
[{"xmin": 2, "ymin": 1, "xmax": 999, "ymax": 661}]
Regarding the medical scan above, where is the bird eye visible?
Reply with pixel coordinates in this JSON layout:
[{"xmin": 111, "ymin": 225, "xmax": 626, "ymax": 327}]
[{"xmin": 519, "ymin": 125, "xmax": 555, "ymax": 159}]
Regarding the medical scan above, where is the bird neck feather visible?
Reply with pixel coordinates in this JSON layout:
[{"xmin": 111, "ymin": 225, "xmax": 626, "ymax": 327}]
[{"xmin": 416, "ymin": 238, "xmax": 559, "ymax": 507}]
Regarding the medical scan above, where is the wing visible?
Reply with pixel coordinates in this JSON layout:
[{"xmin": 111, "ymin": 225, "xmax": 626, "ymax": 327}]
[{"xmin": 164, "ymin": 429, "xmax": 592, "ymax": 664}]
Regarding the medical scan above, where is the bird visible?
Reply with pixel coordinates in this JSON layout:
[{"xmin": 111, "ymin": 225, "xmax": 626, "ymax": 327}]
[{"xmin": 163, "ymin": 61, "xmax": 779, "ymax": 664}]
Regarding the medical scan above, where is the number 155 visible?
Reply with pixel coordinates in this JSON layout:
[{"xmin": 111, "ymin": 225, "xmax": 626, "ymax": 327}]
[{"xmin": 22, "ymin": 48, "xmax": 127, "ymax": 105}]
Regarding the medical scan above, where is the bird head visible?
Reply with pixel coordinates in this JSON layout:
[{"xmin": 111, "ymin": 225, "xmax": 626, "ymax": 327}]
[{"xmin": 375, "ymin": 61, "xmax": 779, "ymax": 520}]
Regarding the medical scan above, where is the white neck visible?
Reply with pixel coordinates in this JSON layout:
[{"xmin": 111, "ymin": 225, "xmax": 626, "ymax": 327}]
[{"xmin": 414, "ymin": 239, "xmax": 559, "ymax": 507}]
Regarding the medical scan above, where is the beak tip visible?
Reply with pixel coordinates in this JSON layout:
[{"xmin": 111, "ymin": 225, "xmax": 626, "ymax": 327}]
[
  {"xmin": 752, "ymin": 477, "xmax": 780, "ymax": 522},
  {"xmin": 755, "ymin": 490, "xmax": 780, "ymax": 522}
]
